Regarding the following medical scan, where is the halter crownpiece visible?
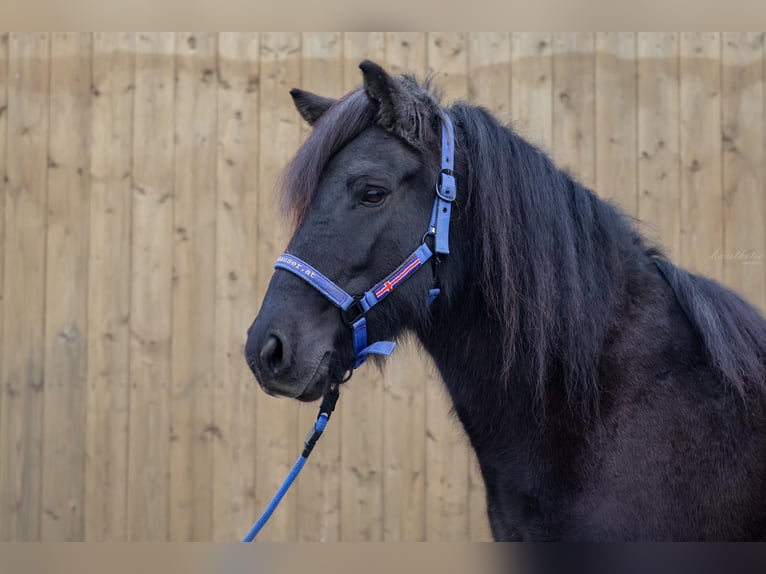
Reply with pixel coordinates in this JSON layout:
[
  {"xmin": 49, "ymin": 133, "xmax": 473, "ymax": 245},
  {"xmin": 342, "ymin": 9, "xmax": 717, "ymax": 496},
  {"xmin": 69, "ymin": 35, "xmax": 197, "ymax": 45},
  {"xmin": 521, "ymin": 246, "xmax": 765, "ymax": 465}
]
[{"xmin": 274, "ymin": 111, "xmax": 457, "ymax": 370}]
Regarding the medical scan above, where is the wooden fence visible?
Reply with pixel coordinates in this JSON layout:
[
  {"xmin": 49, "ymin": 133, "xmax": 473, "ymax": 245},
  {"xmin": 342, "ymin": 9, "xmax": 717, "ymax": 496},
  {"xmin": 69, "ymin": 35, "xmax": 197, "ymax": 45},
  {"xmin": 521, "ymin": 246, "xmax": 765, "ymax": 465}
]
[{"xmin": 0, "ymin": 32, "xmax": 764, "ymax": 541}]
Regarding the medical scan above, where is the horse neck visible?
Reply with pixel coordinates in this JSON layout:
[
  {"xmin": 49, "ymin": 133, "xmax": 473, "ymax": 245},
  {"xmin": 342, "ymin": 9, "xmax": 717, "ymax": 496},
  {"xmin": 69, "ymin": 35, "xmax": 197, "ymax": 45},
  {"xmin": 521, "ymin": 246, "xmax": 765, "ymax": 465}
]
[
  {"xmin": 411, "ymin": 170, "xmax": 628, "ymax": 464},
  {"xmin": 413, "ymin": 241, "xmax": 547, "ymax": 451},
  {"xmin": 412, "ymin": 276, "xmax": 565, "ymax": 500}
]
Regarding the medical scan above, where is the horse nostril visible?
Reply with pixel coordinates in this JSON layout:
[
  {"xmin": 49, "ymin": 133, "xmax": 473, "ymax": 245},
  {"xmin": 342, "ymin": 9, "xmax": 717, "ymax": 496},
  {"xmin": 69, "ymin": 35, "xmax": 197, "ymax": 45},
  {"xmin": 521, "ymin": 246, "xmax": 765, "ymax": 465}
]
[{"xmin": 260, "ymin": 334, "xmax": 285, "ymax": 376}]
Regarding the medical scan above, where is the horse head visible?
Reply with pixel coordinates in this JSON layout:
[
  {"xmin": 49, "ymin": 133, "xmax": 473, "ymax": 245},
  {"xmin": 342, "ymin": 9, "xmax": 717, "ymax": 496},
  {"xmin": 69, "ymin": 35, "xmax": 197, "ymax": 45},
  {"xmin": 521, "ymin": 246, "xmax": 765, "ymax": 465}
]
[{"xmin": 245, "ymin": 61, "xmax": 455, "ymax": 401}]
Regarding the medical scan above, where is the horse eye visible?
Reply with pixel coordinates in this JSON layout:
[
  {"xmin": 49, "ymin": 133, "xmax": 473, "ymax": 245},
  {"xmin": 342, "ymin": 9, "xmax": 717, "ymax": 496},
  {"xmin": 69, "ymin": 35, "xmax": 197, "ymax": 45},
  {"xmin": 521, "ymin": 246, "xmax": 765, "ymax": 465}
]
[{"xmin": 360, "ymin": 188, "xmax": 387, "ymax": 206}]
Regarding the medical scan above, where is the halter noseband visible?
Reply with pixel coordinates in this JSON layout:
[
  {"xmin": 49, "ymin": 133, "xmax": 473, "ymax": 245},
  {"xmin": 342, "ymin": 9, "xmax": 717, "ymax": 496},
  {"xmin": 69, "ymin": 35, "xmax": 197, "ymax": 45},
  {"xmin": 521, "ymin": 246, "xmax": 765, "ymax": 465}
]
[{"xmin": 274, "ymin": 111, "xmax": 457, "ymax": 372}]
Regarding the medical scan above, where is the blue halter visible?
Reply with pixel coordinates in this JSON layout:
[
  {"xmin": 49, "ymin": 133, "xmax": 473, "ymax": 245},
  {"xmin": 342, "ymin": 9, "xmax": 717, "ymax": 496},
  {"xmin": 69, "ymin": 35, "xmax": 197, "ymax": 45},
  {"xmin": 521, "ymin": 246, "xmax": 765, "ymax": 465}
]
[
  {"xmin": 243, "ymin": 111, "xmax": 457, "ymax": 542},
  {"xmin": 274, "ymin": 111, "xmax": 457, "ymax": 370}
]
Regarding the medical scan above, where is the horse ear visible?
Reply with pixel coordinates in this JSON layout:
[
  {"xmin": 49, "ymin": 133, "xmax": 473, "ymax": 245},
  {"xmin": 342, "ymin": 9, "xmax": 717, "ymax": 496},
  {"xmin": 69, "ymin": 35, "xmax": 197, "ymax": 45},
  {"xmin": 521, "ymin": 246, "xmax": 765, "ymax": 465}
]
[
  {"xmin": 290, "ymin": 88, "xmax": 336, "ymax": 126},
  {"xmin": 359, "ymin": 60, "xmax": 406, "ymax": 131}
]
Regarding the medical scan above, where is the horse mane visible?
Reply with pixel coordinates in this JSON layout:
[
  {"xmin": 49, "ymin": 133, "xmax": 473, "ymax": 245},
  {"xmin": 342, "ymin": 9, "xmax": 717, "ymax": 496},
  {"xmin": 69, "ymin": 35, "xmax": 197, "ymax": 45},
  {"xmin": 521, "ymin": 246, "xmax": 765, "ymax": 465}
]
[
  {"xmin": 281, "ymin": 72, "xmax": 766, "ymax": 417},
  {"xmin": 450, "ymin": 102, "xmax": 636, "ymax": 415},
  {"xmin": 651, "ymin": 252, "xmax": 766, "ymax": 397},
  {"xmin": 449, "ymin": 101, "xmax": 766, "ymax": 414}
]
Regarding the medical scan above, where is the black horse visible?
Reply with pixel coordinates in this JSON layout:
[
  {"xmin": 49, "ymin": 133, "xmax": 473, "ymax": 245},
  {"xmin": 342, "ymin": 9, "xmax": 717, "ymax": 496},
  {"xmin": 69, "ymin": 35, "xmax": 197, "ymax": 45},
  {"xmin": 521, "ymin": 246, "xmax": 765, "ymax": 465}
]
[{"xmin": 245, "ymin": 61, "xmax": 766, "ymax": 541}]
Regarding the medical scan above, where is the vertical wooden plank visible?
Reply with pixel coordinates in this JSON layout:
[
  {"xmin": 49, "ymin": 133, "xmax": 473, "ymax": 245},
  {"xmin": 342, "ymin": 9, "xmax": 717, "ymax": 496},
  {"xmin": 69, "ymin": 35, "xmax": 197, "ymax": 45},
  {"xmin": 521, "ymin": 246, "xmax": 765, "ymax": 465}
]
[
  {"xmin": 41, "ymin": 31, "xmax": 91, "ymax": 542},
  {"xmin": 426, "ymin": 31, "xmax": 470, "ymax": 542},
  {"xmin": 86, "ymin": 32, "xmax": 134, "ymax": 542},
  {"xmin": 0, "ymin": 33, "xmax": 7, "ymax": 540},
  {"xmin": 596, "ymin": 33, "xmax": 638, "ymax": 215},
  {"xmin": 296, "ymin": 32, "xmax": 340, "ymax": 543},
  {"xmin": 385, "ymin": 32, "xmax": 426, "ymax": 77},
  {"xmin": 722, "ymin": 33, "xmax": 765, "ymax": 311},
  {"xmin": 169, "ymin": 32, "xmax": 216, "ymax": 541},
  {"xmin": 339, "ymin": 31, "xmax": 386, "ymax": 542},
  {"xmin": 468, "ymin": 33, "xmax": 510, "ymax": 121},
  {"xmin": 553, "ymin": 33, "xmax": 596, "ymax": 189},
  {"xmin": 212, "ymin": 32, "xmax": 260, "ymax": 542},
  {"xmin": 255, "ymin": 31, "xmax": 301, "ymax": 541},
  {"xmin": 680, "ymin": 33, "xmax": 723, "ymax": 279},
  {"xmin": 127, "ymin": 32, "xmax": 175, "ymax": 541},
  {"xmin": 295, "ymin": 31, "xmax": 343, "ymax": 543},
  {"xmin": 466, "ymin": 32, "xmax": 509, "ymax": 543},
  {"xmin": 510, "ymin": 33, "xmax": 553, "ymax": 151},
  {"xmin": 382, "ymin": 31, "xmax": 428, "ymax": 542},
  {"xmin": 638, "ymin": 33, "xmax": 681, "ymax": 261},
  {"xmin": 0, "ymin": 32, "xmax": 50, "ymax": 542}
]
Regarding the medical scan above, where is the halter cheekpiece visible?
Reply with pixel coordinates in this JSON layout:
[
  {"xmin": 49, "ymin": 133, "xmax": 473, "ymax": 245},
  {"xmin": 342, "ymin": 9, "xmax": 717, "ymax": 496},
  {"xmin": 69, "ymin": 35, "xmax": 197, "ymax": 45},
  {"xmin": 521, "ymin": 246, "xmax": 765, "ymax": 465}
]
[{"xmin": 274, "ymin": 111, "xmax": 457, "ymax": 373}]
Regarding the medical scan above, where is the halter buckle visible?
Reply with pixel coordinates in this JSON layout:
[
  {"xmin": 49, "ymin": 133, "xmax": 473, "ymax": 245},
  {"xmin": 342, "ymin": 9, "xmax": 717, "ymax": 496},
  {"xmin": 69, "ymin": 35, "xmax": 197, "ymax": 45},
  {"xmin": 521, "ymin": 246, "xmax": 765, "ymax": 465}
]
[
  {"xmin": 435, "ymin": 169, "xmax": 456, "ymax": 203},
  {"xmin": 340, "ymin": 298, "xmax": 365, "ymax": 326}
]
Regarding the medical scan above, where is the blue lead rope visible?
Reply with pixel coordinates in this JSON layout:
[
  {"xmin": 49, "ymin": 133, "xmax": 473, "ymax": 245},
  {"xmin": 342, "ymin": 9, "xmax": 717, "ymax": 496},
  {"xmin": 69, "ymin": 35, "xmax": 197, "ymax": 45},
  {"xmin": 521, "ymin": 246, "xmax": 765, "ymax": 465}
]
[{"xmin": 242, "ymin": 385, "xmax": 339, "ymax": 542}]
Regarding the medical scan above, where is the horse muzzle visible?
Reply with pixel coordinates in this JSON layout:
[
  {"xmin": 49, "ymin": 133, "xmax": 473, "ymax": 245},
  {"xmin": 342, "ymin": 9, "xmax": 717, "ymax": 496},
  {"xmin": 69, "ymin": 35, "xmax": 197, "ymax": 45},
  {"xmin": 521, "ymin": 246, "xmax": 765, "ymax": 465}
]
[{"xmin": 245, "ymin": 304, "xmax": 342, "ymax": 401}]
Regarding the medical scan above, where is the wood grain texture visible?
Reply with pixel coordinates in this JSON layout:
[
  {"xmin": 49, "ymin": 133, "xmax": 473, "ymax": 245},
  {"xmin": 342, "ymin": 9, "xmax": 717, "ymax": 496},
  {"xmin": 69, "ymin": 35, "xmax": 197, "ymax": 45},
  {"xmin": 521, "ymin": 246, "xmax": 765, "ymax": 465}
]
[
  {"xmin": 85, "ymin": 32, "xmax": 134, "ymax": 541},
  {"xmin": 127, "ymin": 32, "xmax": 175, "ymax": 541},
  {"xmin": 596, "ymin": 33, "xmax": 638, "ymax": 214},
  {"xmin": 169, "ymin": 31, "xmax": 217, "ymax": 541},
  {"xmin": 680, "ymin": 33, "xmax": 723, "ymax": 279},
  {"xmin": 722, "ymin": 33, "xmax": 765, "ymax": 311},
  {"xmin": 468, "ymin": 33, "xmax": 510, "ymax": 122},
  {"xmin": 511, "ymin": 33, "xmax": 553, "ymax": 151},
  {"xmin": 212, "ymin": 31, "xmax": 260, "ymax": 542},
  {"xmin": 42, "ymin": 31, "xmax": 91, "ymax": 541},
  {"xmin": 638, "ymin": 33, "xmax": 681, "ymax": 260},
  {"xmin": 0, "ymin": 32, "xmax": 7, "ymax": 540},
  {"xmin": 254, "ymin": 32, "xmax": 301, "ymax": 541},
  {"xmin": 1, "ymin": 32, "xmax": 50, "ymax": 541},
  {"xmin": 553, "ymin": 33, "xmax": 596, "ymax": 189}
]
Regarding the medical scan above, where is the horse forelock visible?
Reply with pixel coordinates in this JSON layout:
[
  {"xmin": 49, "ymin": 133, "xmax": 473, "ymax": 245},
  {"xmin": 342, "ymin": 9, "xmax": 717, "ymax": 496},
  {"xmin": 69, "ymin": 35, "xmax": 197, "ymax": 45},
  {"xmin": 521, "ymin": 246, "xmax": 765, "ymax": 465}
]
[
  {"xmin": 280, "ymin": 88, "xmax": 376, "ymax": 227},
  {"xmin": 280, "ymin": 75, "xmax": 443, "ymax": 228}
]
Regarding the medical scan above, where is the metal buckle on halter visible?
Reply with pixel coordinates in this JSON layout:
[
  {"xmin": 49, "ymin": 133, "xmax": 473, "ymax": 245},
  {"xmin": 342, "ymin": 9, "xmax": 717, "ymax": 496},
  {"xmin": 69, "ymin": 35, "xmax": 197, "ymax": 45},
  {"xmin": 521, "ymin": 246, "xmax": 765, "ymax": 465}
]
[
  {"xmin": 418, "ymin": 229, "xmax": 441, "ymax": 306},
  {"xmin": 435, "ymin": 169, "xmax": 456, "ymax": 203},
  {"xmin": 340, "ymin": 298, "xmax": 365, "ymax": 326}
]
